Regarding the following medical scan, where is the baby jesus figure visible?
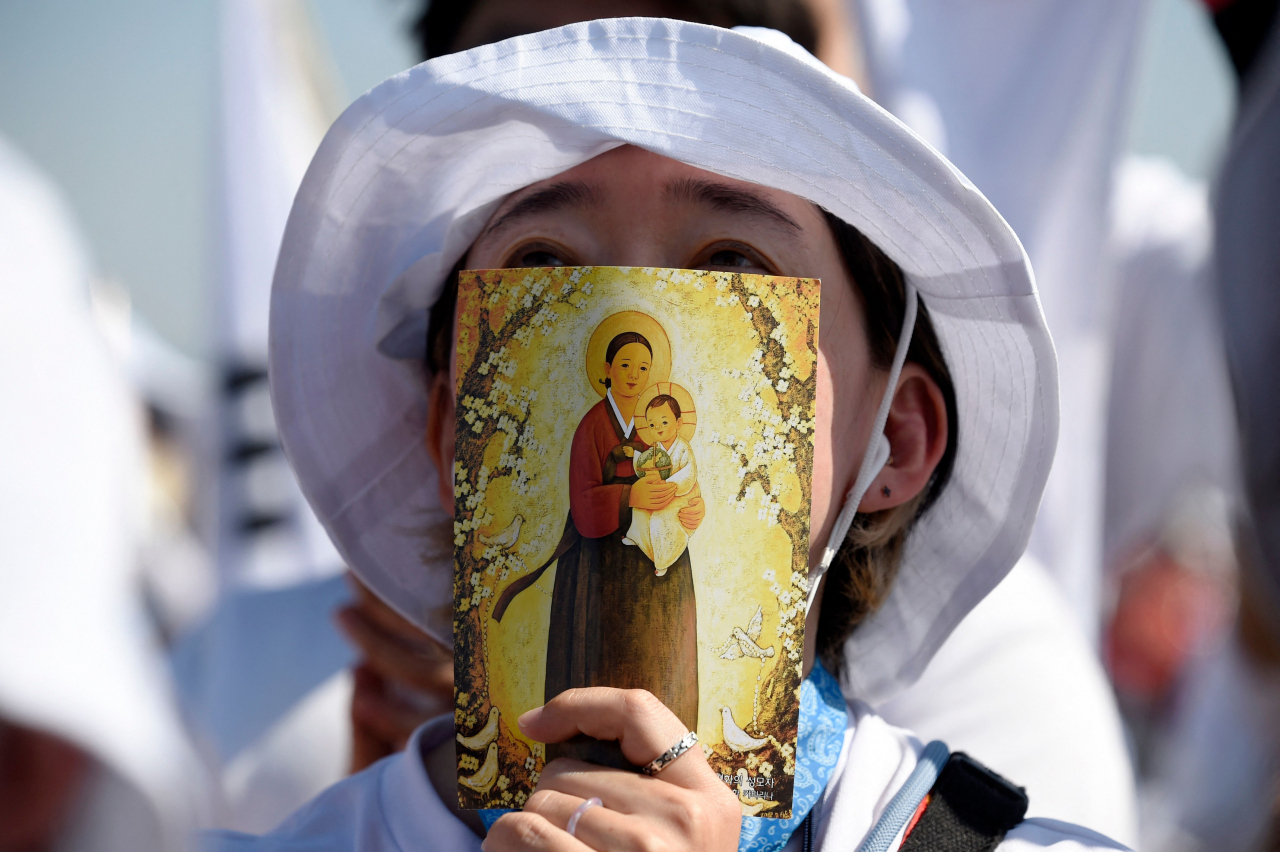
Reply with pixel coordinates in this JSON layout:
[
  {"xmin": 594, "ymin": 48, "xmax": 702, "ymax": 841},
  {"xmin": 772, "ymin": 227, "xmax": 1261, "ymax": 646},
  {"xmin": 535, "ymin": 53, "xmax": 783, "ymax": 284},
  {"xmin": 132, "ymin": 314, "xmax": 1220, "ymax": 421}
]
[{"xmin": 622, "ymin": 394, "xmax": 699, "ymax": 574}]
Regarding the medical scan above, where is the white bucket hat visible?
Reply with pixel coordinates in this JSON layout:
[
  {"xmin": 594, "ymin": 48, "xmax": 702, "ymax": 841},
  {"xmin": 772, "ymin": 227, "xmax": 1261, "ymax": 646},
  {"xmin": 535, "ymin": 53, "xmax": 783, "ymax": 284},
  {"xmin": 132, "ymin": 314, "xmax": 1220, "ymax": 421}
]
[{"xmin": 269, "ymin": 17, "xmax": 1058, "ymax": 706}]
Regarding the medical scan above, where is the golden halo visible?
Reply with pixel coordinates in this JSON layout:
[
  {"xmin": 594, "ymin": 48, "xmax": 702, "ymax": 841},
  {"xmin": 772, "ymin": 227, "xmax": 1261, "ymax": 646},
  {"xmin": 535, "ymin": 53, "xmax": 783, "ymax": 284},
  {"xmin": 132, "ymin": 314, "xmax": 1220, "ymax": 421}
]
[
  {"xmin": 634, "ymin": 382, "xmax": 697, "ymax": 446},
  {"xmin": 585, "ymin": 312, "xmax": 671, "ymax": 399}
]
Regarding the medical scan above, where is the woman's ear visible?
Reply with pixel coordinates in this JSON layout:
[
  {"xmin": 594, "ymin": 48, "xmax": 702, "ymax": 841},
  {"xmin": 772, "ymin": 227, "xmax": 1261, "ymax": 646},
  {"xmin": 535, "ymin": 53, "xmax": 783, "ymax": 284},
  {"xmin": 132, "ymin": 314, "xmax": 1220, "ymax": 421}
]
[
  {"xmin": 857, "ymin": 363, "xmax": 948, "ymax": 513},
  {"xmin": 425, "ymin": 371, "xmax": 456, "ymax": 516}
]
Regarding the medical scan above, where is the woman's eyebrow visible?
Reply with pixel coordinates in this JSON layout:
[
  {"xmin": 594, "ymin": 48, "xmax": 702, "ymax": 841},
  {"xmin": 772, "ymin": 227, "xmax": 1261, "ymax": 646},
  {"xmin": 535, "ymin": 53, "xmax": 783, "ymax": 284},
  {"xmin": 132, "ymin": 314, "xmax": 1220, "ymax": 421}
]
[
  {"xmin": 665, "ymin": 178, "xmax": 801, "ymax": 232},
  {"xmin": 482, "ymin": 181, "xmax": 602, "ymax": 237}
]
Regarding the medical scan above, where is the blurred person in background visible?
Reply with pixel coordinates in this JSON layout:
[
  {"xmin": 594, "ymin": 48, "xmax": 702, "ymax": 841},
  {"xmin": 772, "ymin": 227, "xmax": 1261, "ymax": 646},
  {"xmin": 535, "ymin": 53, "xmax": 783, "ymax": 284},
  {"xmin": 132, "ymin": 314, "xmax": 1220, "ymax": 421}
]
[
  {"xmin": 0, "ymin": 137, "xmax": 212, "ymax": 851},
  {"xmin": 411, "ymin": 0, "xmax": 867, "ymax": 86},
  {"xmin": 1102, "ymin": 153, "xmax": 1238, "ymax": 755},
  {"xmin": 1130, "ymin": 2, "xmax": 1280, "ymax": 849},
  {"xmin": 844, "ymin": 3, "xmax": 1270, "ymax": 844},
  {"xmin": 320, "ymin": 2, "xmax": 1138, "ymax": 846},
  {"xmin": 853, "ymin": 0, "xmax": 1148, "ymax": 646},
  {"xmin": 167, "ymin": 0, "xmax": 361, "ymax": 832}
]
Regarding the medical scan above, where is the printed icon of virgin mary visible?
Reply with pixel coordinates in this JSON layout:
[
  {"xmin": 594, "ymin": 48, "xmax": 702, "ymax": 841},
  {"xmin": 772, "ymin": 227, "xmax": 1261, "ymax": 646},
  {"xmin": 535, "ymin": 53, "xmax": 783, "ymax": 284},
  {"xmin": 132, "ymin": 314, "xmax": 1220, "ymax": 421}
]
[{"xmin": 493, "ymin": 312, "xmax": 706, "ymax": 768}]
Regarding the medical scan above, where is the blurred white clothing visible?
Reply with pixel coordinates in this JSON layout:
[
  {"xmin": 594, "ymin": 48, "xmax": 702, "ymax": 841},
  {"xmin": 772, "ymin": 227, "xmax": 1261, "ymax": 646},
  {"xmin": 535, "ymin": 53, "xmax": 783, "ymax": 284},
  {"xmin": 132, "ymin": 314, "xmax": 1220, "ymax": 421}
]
[
  {"xmin": 171, "ymin": 574, "xmax": 355, "ymax": 831},
  {"xmin": 1135, "ymin": 20, "xmax": 1280, "ymax": 852},
  {"xmin": 1140, "ymin": 635, "xmax": 1280, "ymax": 852},
  {"xmin": 185, "ymin": 1, "xmax": 352, "ymax": 825},
  {"xmin": 880, "ymin": 557, "xmax": 1139, "ymax": 848},
  {"xmin": 57, "ymin": 765, "xmax": 171, "ymax": 852},
  {"xmin": 173, "ymin": 573, "xmax": 354, "ymax": 763},
  {"xmin": 0, "ymin": 136, "xmax": 212, "ymax": 849},
  {"xmin": 854, "ymin": 0, "xmax": 1151, "ymax": 638},
  {"xmin": 1104, "ymin": 156, "xmax": 1238, "ymax": 575},
  {"xmin": 219, "ymin": 671, "xmax": 354, "ymax": 833}
]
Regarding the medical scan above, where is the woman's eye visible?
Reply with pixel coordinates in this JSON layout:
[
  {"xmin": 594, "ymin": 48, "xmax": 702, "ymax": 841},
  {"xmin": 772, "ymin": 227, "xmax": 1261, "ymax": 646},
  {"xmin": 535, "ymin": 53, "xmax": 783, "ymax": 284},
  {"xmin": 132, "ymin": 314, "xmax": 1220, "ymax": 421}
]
[
  {"xmin": 706, "ymin": 249, "xmax": 755, "ymax": 268},
  {"xmin": 504, "ymin": 242, "xmax": 570, "ymax": 267},
  {"xmin": 699, "ymin": 243, "xmax": 777, "ymax": 273},
  {"xmin": 515, "ymin": 249, "xmax": 566, "ymax": 267}
]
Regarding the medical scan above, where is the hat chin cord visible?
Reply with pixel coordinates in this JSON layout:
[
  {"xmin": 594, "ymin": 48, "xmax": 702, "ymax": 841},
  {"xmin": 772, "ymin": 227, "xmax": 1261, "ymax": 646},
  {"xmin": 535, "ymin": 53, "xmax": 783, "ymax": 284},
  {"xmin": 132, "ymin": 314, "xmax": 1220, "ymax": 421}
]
[{"xmin": 805, "ymin": 283, "xmax": 919, "ymax": 617}]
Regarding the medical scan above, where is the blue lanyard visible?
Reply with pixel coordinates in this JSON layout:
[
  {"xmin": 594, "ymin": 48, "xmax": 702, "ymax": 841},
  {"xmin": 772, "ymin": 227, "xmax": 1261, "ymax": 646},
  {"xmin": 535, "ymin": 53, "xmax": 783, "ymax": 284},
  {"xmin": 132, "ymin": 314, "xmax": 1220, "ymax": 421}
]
[
  {"xmin": 743, "ymin": 665, "xmax": 948, "ymax": 852},
  {"xmin": 737, "ymin": 660, "xmax": 848, "ymax": 852},
  {"xmin": 479, "ymin": 661, "xmax": 850, "ymax": 852}
]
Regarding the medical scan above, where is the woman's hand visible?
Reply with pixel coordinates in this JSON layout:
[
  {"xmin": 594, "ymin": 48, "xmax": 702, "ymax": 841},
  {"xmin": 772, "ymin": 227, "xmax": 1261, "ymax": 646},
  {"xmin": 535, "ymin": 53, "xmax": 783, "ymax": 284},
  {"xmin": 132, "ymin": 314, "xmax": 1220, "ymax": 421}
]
[
  {"xmin": 336, "ymin": 576, "xmax": 453, "ymax": 772},
  {"xmin": 629, "ymin": 475, "xmax": 677, "ymax": 511},
  {"xmin": 484, "ymin": 688, "xmax": 740, "ymax": 852},
  {"xmin": 678, "ymin": 487, "xmax": 705, "ymax": 532}
]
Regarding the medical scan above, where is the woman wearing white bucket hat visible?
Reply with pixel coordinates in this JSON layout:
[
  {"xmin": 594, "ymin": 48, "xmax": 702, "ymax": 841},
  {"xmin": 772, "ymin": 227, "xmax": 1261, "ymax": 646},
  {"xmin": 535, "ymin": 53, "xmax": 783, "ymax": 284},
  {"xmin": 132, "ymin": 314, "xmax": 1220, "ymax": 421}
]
[{"xmin": 205, "ymin": 17, "xmax": 1127, "ymax": 852}]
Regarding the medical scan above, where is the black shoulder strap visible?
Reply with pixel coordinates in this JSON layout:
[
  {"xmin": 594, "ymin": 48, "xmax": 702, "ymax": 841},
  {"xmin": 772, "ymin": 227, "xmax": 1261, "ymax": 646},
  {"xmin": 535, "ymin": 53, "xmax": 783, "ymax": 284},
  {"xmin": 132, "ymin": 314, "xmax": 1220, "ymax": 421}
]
[{"xmin": 897, "ymin": 752, "xmax": 1029, "ymax": 852}]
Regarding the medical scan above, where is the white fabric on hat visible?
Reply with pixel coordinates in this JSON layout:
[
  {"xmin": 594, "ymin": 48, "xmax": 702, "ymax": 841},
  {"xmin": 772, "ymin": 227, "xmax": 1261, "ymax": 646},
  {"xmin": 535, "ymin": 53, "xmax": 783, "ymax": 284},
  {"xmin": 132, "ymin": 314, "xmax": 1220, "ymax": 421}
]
[{"xmin": 269, "ymin": 17, "xmax": 1058, "ymax": 705}]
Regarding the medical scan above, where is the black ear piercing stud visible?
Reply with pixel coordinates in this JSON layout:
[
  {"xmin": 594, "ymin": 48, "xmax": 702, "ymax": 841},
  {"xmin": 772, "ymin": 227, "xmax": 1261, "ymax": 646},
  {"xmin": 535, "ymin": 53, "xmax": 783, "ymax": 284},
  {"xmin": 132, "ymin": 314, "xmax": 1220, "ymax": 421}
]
[{"xmin": 881, "ymin": 485, "xmax": 891, "ymax": 498}]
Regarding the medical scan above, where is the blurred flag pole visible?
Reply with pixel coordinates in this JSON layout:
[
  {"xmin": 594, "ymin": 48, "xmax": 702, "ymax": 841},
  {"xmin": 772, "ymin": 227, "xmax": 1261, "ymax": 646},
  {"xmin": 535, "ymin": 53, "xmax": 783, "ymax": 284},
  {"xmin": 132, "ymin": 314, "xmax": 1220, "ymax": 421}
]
[{"xmin": 211, "ymin": 0, "xmax": 344, "ymax": 589}]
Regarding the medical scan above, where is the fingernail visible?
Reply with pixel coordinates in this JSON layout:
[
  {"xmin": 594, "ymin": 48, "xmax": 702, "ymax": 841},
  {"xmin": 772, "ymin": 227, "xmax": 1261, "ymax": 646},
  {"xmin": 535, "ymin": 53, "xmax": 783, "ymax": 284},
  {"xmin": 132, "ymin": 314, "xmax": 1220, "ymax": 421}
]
[{"xmin": 517, "ymin": 706, "xmax": 543, "ymax": 731}]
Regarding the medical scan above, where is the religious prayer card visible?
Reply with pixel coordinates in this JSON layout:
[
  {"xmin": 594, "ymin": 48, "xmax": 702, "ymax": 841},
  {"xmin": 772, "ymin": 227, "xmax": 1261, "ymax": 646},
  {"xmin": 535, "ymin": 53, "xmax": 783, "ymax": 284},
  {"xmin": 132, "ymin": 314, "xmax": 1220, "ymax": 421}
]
[{"xmin": 452, "ymin": 267, "xmax": 820, "ymax": 818}]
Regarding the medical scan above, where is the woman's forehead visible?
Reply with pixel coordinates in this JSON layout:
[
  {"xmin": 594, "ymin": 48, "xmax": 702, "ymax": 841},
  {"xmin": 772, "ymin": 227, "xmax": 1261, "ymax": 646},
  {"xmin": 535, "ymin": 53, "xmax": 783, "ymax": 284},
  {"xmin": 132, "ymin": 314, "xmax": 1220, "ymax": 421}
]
[{"xmin": 480, "ymin": 146, "xmax": 813, "ymax": 237}]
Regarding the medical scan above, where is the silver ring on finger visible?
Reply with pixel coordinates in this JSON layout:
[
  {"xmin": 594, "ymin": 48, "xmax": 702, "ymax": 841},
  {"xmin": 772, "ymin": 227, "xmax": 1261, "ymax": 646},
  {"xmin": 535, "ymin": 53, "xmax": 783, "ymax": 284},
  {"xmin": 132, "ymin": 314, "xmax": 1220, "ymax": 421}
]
[
  {"xmin": 566, "ymin": 796, "xmax": 603, "ymax": 838},
  {"xmin": 642, "ymin": 731, "xmax": 699, "ymax": 776}
]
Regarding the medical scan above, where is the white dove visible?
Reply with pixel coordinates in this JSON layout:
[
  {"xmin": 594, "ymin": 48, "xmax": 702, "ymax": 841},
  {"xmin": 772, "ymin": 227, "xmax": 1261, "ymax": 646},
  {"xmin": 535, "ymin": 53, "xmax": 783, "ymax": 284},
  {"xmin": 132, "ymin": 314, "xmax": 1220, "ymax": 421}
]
[
  {"xmin": 734, "ymin": 768, "xmax": 780, "ymax": 816},
  {"xmin": 456, "ymin": 706, "xmax": 500, "ymax": 751},
  {"xmin": 459, "ymin": 742, "xmax": 499, "ymax": 793},
  {"xmin": 716, "ymin": 606, "xmax": 775, "ymax": 661},
  {"xmin": 721, "ymin": 706, "xmax": 769, "ymax": 753},
  {"xmin": 479, "ymin": 514, "xmax": 523, "ymax": 549}
]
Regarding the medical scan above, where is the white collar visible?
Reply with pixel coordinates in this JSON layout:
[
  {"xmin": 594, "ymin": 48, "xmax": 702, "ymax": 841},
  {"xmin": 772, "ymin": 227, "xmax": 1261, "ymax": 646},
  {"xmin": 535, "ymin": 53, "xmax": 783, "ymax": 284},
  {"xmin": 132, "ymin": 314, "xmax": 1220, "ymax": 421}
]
[
  {"xmin": 660, "ymin": 437, "xmax": 678, "ymax": 453},
  {"xmin": 605, "ymin": 389, "xmax": 633, "ymax": 438}
]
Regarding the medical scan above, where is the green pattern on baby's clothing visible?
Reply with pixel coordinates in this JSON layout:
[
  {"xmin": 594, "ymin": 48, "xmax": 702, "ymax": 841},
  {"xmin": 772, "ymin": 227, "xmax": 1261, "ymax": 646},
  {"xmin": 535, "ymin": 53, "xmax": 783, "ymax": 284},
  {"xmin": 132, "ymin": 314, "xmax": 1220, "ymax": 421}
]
[{"xmin": 635, "ymin": 446, "xmax": 673, "ymax": 480}]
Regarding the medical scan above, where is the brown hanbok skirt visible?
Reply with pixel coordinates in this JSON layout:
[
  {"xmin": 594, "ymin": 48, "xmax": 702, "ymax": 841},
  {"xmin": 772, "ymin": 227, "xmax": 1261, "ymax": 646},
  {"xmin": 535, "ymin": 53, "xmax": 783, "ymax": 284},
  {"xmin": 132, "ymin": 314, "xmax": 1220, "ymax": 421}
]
[{"xmin": 544, "ymin": 517, "xmax": 698, "ymax": 769}]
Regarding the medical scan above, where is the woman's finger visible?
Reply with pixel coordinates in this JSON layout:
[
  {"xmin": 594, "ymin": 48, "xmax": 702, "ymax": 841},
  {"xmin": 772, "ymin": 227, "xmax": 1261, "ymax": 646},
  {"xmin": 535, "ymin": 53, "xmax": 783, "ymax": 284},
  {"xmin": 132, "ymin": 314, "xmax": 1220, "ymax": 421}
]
[
  {"xmin": 524, "ymin": 788, "xmax": 651, "ymax": 851},
  {"xmin": 534, "ymin": 758, "xmax": 680, "ymax": 815},
  {"xmin": 529, "ymin": 761, "xmax": 741, "ymax": 851},
  {"xmin": 518, "ymin": 688, "xmax": 711, "ymax": 790},
  {"xmin": 481, "ymin": 811, "xmax": 591, "ymax": 852}
]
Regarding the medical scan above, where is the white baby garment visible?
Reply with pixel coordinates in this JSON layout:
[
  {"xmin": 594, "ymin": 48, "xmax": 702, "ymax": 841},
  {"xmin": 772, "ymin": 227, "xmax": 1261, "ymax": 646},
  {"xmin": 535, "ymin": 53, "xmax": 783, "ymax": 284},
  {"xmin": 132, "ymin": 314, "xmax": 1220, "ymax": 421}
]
[{"xmin": 624, "ymin": 437, "xmax": 698, "ymax": 573}]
